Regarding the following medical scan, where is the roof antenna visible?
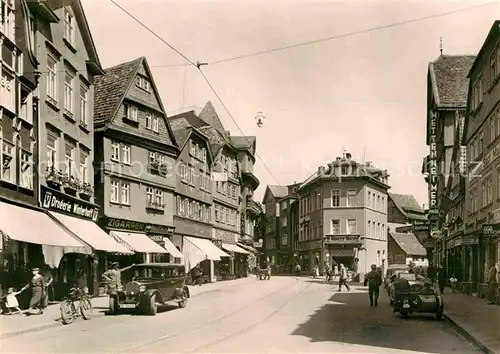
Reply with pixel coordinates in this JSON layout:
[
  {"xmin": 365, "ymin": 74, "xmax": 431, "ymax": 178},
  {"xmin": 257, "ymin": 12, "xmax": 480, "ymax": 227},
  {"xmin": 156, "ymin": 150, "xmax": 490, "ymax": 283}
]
[{"xmin": 440, "ymin": 37, "xmax": 443, "ymax": 55}]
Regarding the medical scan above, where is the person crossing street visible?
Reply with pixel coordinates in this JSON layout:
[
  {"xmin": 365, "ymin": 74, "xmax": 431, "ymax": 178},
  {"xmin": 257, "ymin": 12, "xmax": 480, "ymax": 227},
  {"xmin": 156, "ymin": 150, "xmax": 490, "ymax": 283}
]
[
  {"xmin": 338, "ymin": 264, "xmax": 350, "ymax": 292},
  {"xmin": 364, "ymin": 264, "xmax": 382, "ymax": 306}
]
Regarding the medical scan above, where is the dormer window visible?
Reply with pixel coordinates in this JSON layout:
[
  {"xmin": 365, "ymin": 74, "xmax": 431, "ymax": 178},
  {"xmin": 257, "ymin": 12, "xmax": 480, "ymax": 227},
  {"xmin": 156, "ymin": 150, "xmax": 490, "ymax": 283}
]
[{"xmin": 64, "ymin": 10, "xmax": 75, "ymax": 47}]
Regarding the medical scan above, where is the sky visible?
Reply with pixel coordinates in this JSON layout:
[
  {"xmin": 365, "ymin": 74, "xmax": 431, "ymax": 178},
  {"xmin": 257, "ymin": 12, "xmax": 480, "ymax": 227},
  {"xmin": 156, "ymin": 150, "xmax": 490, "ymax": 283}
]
[{"xmin": 82, "ymin": 0, "xmax": 500, "ymax": 206}]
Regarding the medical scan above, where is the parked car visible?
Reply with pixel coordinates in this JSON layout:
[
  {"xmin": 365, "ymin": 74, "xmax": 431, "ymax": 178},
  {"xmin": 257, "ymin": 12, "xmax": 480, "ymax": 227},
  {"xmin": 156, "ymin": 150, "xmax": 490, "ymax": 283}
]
[
  {"xmin": 384, "ymin": 264, "xmax": 408, "ymax": 292},
  {"xmin": 109, "ymin": 263, "xmax": 190, "ymax": 316},
  {"xmin": 392, "ymin": 276, "xmax": 443, "ymax": 320}
]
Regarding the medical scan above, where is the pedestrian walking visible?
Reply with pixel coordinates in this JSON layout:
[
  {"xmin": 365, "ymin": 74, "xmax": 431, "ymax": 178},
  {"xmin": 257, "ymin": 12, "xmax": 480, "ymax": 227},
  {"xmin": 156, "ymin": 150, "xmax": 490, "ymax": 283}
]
[
  {"xmin": 428, "ymin": 263, "xmax": 437, "ymax": 286},
  {"xmin": 437, "ymin": 265, "xmax": 446, "ymax": 295},
  {"xmin": 338, "ymin": 264, "xmax": 350, "ymax": 291},
  {"xmin": 364, "ymin": 264, "xmax": 382, "ymax": 306},
  {"xmin": 487, "ymin": 264, "xmax": 498, "ymax": 305},
  {"xmin": 102, "ymin": 262, "xmax": 135, "ymax": 306},
  {"xmin": 190, "ymin": 264, "xmax": 202, "ymax": 286},
  {"xmin": 295, "ymin": 264, "xmax": 301, "ymax": 277},
  {"xmin": 25, "ymin": 267, "xmax": 45, "ymax": 315},
  {"xmin": 40, "ymin": 265, "xmax": 53, "ymax": 310}
]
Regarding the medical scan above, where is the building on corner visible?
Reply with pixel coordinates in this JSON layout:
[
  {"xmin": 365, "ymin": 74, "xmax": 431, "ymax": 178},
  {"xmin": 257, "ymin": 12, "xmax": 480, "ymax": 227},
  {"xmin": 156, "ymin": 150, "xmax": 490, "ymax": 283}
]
[
  {"xmin": 93, "ymin": 57, "xmax": 184, "ymax": 274},
  {"xmin": 297, "ymin": 152, "xmax": 390, "ymax": 279}
]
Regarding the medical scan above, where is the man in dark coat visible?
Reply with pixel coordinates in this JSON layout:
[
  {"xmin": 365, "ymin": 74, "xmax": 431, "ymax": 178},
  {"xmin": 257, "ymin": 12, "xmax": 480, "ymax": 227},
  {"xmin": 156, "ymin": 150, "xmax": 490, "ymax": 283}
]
[
  {"xmin": 190, "ymin": 264, "xmax": 202, "ymax": 286},
  {"xmin": 364, "ymin": 264, "xmax": 383, "ymax": 306},
  {"xmin": 437, "ymin": 265, "xmax": 446, "ymax": 295}
]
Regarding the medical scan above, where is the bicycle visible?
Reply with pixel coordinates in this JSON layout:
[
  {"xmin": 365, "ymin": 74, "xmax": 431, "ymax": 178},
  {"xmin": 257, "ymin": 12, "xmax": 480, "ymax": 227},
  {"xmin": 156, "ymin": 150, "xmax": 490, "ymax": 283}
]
[{"xmin": 60, "ymin": 287, "xmax": 92, "ymax": 325}]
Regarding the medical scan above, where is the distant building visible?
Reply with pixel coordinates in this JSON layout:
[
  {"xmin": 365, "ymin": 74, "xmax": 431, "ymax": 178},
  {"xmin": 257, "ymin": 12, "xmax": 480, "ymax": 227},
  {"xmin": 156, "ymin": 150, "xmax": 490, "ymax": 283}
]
[
  {"xmin": 388, "ymin": 232, "xmax": 428, "ymax": 267},
  {"xmin": 262, "ymin": 185, "xmax": 290, "ymax": 265},
  {"xmin": 297, "ymin": 152, "xmax": 390, "ymax": 278}
]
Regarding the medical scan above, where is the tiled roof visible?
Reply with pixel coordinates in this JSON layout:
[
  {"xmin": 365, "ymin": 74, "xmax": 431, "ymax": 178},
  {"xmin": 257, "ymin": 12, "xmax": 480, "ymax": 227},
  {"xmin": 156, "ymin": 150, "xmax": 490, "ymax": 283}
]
[
  {"xmin": 170, "ymin": 119, "xmax": 192, "ymax": 150},
  {"xmin": 389, "ymin": 193, "xmax": 424, "ymax": 214},
  {"xmin": 94, "ymin": 57, "xmax": 143, "ymax": 127},
  {"xmin": 169, "ymin": 110, "xmax": 208, "ymax": 129},
  {"xmin": 429, "ymin": 55, "xmax": 475, "ymax": 107},
  {"xmin": 268, "ymin": 185, "xmax": 289, "ymax": 198},
  {"xmin": 199, "ymin": 101, "xmax": 229, "ymax": 139},
  {"xmin": 389, "ymin": 232, "xmax": 427, "ymax": 256},
  {"xmin": 231, "ymin": 136, "xmax": 256, "ymax": 155}
]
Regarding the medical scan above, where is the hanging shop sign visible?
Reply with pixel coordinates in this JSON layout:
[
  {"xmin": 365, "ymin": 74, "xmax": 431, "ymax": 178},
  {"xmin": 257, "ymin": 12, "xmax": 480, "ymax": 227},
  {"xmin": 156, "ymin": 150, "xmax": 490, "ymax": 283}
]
[
  {"xmin": 324, "ymin": 235, "xmax": 361, "ymax": 245},
  {"xmin": 41, "ymin": 186, "xmax": 98, "ymax": 221},
  {"xmin": 482, "ymin": 224, "xmax": 500, "ymax": 239},
  {"xmin": 212, "ymin": 240, "xmax": 222, "ymax": 248},
  {"xmin": 213, "ymin": 229, "xmax": 238, "ymax": 244},
  {"xmin": 104, "ymin": 217, "xmax": 174, "ymax": 235},
  {"xmin": 414, "ymin": 223, "xmax": 430, "ymax": 232},
  {"xmin": 428, "ymin": 110, "xmax": 438, "ymax": 217}
]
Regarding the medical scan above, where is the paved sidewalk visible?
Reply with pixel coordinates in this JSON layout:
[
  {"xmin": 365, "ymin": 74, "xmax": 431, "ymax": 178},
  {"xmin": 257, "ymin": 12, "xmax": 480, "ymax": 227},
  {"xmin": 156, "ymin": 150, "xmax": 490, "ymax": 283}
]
[
  {"xmin": 442, "ymin": 289, "xmax": 500, "ymax": 353},
  {"xmin": 0, "ymin": 277, "xmax": 253, "ymax": 339}
]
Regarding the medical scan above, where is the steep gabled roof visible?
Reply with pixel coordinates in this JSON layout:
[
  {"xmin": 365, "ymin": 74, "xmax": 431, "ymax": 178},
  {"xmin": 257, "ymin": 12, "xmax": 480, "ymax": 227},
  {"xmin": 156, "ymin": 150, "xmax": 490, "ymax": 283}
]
[
  {"xmin": 428, "ymin": 55, "xmax": 475, "ymax": 108},
  {"xmin": 389, "ymin": 193, "xmax": 427, "ymax": 222},
  {"xmin": 93, "ymin": 57, "xmax": 143, "ymax": 127},
  {"xmin": 389, "ymin": 232, "xmax": 427, "ymax": 256},
  {"xmin": 199, "ymin": 101, "xmax": 230, "ymax": 139},
  {"xmin": 170, "ymin": 118, "xmax": 213, "ymax": 165}
]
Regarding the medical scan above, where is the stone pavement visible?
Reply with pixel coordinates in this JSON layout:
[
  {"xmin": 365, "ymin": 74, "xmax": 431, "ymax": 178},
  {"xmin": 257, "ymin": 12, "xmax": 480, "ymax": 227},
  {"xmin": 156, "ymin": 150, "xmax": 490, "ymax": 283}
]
[
  {"xmin": 442, "ymin": 288, "xmax": 500, "ymax": 354},
  {"xmin": 0, "ymin": 277, "xmax": 253, "ymax": 339}
]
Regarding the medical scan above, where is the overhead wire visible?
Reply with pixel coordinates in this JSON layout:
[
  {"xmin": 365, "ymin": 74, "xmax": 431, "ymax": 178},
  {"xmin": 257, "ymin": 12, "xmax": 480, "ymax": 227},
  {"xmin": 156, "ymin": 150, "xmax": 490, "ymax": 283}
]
[
  {"xmin": 109, "ymin": 0, "xmax": 286, "ymax": 188},
  {"xmin": 108, "ymin": 0, "xmax": 497, "ymax": 188},
  {"xmin": 150, "ymin": 1, "xmax": 498, "ymax": 68}
]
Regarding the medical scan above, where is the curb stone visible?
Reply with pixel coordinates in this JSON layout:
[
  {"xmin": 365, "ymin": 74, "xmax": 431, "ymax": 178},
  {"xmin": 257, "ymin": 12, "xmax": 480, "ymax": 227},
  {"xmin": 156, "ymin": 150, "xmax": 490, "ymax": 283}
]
[
  {"xmin": 0, "ymin": 278, "xmax": 253, "ymax": 339},
  {"xmin": 443, "ymin": 313, "xmax": 495, "ymax": 354}
]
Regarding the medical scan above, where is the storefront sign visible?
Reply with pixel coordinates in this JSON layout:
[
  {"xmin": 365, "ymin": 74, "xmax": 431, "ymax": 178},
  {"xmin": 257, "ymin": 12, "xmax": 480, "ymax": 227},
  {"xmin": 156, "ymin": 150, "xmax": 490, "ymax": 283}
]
[
  {"xmin": 41, "ymin": 186, "xmax": 98, "ymax": 221},
  {"xmin": 324, "ymin": 235, "xmax": 361, "ymax": 245},
  {"xmin": 299, "ymin": 240, "xmax": 322, "ymax": 251},
  {"xmin": 462, "ymin": 236, "xmax": 479, "ymax": 245},
  {"xmin": 414, "ymin": 223, "xmax": 430, "ymax": 232},
  {"xmin": 459, "ymin": 146, "xmax": 467, "ymax": 174},
  {"xmin": 329, "ymin": 249, "xmax": 354, "ymax": 257},
  {"xmin": 213, "ymin": 229, "xmax": 238, "ymax": 244},
  {"xmin": 428, "ymin": 110, "xmax": 438, "ymax": 216},
  {"xmin": 105, "ymin": 217, "xmax": 174, "ymax": 235},
  {"xmin": 173, "ymin": 216, "xmax": 211, "ymax": 239}
]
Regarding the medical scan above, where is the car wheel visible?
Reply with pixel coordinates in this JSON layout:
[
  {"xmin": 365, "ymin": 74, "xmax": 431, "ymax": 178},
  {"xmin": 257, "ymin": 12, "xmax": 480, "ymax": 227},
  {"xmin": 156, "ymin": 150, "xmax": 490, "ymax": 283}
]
[
  {"xmin": 109, "ymin": 296, "xmax": 120, "ymax": 315},
  {"xmin": 147, "ymin": 294, "xmax": 158, "ymax": 316},
  {"xmin": 178, "ymin": 290, "xmax": 188, "ymax": 308}
]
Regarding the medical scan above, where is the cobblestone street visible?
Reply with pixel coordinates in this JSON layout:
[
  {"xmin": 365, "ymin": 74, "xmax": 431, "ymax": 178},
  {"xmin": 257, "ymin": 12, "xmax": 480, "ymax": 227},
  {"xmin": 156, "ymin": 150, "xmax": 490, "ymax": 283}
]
[{"xmin": 1, "ymin": 277, "xmax": 480, "ymax": 353}]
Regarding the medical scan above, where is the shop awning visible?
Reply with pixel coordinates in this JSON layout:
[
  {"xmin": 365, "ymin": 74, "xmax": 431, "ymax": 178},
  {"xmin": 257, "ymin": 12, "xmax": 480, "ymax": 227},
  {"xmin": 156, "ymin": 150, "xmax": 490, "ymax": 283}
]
[
  {"xmin": 185, "ymin": 236, "xmax": 230, "ymax": 261},
  {"xmin": 162, "ymin": 237, "xmax": 184, "ymax": 259},
  {"xmin": 0, "ymin": 201, "xmax": 86, "ymax": 248},
  {"xmin": 111, "ymin": 232, "xmax": 169, "ymax": 254},
  {"xmin": 222, "ymin": 243, "xmax": 250, "ymax": 255},
  {"xmin": 237, "ymin": 242, "xmax": 260, "ymax": 254},
  {"xmin": 48, "ymin": 212, "xmax": 132, "ymax": 254}
]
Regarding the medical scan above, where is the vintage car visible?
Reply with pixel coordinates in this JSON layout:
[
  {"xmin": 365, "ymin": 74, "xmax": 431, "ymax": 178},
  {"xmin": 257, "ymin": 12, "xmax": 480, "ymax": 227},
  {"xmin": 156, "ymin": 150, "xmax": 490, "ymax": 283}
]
[
  {"xmin": 392, "ymin": 276, "xmax": 444, "ymax": 320},
  {"xmin": 384, "ymin": 264, "xmax": 408, "ymax": 292},
  {"xmin": 109, "ymin": 263, "xmax": 190, "ymax": 316}
]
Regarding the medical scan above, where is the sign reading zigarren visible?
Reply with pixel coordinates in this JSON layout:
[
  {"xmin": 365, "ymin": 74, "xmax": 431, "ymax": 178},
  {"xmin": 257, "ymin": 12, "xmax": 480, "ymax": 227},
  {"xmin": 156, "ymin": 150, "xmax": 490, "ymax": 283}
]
[
  {"xmin": 428, "ymin": 110, "xmax": 438, "ymax": 216},
  {"xmin": 41, "ymin": 186, "xmax": 98, "ymax": 221}
]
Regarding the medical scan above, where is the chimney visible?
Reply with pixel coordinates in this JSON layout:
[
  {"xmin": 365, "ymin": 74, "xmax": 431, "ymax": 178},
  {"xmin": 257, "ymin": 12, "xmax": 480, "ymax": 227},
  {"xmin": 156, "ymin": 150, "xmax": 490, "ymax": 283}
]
[
  {"xmin": 226, "ymin": 130, "xmax": 230, "ymax": 136},
  {"xmin": 335, "ymin": 157, "xmax": 341, "ymax": 161},
  {"xmin": 318, "ymin": 166, "xmax": 325, "ymax": 175},
  {"xmin": 366, "ymin": 161, "xmax": 372, "ymax": 167},
  {"xmin": 346, "ymin": 152, "xmax": 352, "ymax": 160}
]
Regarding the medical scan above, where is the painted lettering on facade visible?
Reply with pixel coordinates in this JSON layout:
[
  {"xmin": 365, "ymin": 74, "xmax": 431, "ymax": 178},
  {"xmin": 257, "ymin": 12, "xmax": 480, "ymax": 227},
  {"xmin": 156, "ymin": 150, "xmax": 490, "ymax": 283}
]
[
  {"xmin": 106, "ymin": 217, "xmax": 175, "ymax": 235},
  {"xmin": 428, "ymin": 110, "xmax": 438, "ymax": 215},
  {"xmin": 41, "ymin": 186, "xmax": 98, "ymax": 221},
  {"xmin": 299, "ymin": 240, "xmax": 322, "ymax": 251},
  {"xmin": 324, "ymin": 235, "xmax": 361, "ymax": 244}
]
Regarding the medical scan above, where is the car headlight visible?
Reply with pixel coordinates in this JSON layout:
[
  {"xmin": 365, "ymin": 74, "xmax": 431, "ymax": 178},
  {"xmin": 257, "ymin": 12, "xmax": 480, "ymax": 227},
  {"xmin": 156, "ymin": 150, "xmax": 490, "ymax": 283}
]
[{"xmin": 139, "ymin": 285, "xmax": 146, "ymax": 292}]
